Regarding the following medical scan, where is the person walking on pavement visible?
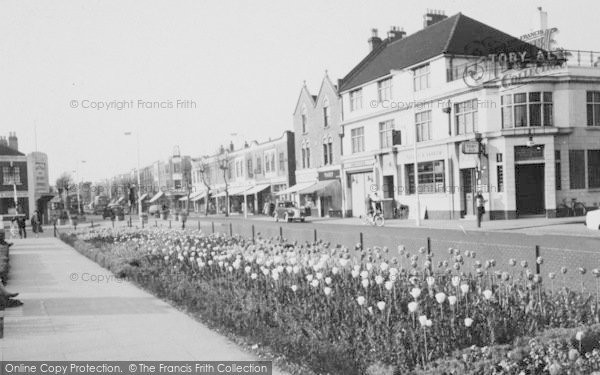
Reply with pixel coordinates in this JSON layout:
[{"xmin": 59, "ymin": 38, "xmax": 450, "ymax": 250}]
[
  {"xmin": 31, "ymin": 210, "xmax": 42, "ymax": 238},
  {"xmin": 12, "ymin": 214, "xmax": 27, "ymax": 239},
  {"xmin": 476, "ymin": 191, "xmax": 486, "ymax": 228}
]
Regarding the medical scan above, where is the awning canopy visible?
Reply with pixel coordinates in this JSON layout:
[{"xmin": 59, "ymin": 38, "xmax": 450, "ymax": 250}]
[
  {"xmin": 276, "ymin": 182, "xmax": 316, "ymax": 196},
  {"xmin": 179, "ymin": 191, "xmax": 205, "ymax": 202},
  {"xmin": 116, "ymin": 197, "xmax": 124, "ymax": 204},
  {"xmin": 298, "ymin": 179, "xmax": 340, "ymax": 195},
  {"xmin": 213, "ymin": 186, "xmax": 251, "ymax": 198},
  {"xmin": 139, "ymin": 193, "xmax": 149, "ymax": 201},
  {"xmin": 244, "ymin": 184, "xmax": 270, "ymax": 195},
  {"xmin": 191, "ymin": 191, "xmax": 206, "ymax": 202},
  {"xmin": 148, "ymin": 191, "xmax": 164, "ymax": 203}
]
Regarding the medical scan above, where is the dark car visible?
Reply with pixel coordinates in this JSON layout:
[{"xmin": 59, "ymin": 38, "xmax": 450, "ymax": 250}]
[{"xmin": 273, "ymin": 201, "xmax": 306, "ymax": 223}]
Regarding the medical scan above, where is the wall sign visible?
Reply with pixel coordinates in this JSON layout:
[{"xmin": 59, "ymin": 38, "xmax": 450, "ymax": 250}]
[
  {"xmin": 318, "ymin": 170, "xmax": 340, "ymax": 181},
  {"xmin": 461, "ymin": 141, "xmax": 481, "ymax": 155},
  {"xmin": 514, "ymin": 145, "xmax": 545, "ymax": 162}
]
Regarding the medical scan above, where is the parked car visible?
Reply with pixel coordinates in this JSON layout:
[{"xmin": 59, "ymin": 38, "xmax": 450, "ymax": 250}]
[
  {"xmin": 585, "ymin": 207, "xmax": 600, "ymax": 230},
  {"xmin": 273, "ymin": 201, "xmax": 306, "ymax": 223},
  {"xmin": 148, "ymin": 204, "xmax": 161, "ymax": 218}
]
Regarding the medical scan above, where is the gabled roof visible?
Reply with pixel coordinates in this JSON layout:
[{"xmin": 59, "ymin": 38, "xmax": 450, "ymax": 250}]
[
  {"xmin": 339, "ymin": 13, "xmax": 541, "ymax": 92},
  {"xmin": 0, "ymin": 145, "xmax": 24, "ymax": 156}
]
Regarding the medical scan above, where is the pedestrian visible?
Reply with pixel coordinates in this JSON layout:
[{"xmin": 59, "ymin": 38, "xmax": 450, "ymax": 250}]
[
  {"xmin": 31, "ymin": 210, "xmax": 42, "ymax": 238},
  {"xmin": 476, "ymin": 191, "xmax": 486, "ymax": 228},
  {"xmin": 12, "ymin": 214, "xmax": 27, "ymax": 239}
]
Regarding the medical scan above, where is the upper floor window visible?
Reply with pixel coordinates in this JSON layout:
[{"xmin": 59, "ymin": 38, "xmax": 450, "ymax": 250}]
[
  {"xmin": 378, "ymin": 78, "xmax": 392, "ymax": 102},
  {"xmin": 350, "ymin": 89, "xmax": 363, "ymax": 111},
  {"xmin": 413, "ymin": 64, "xmax": 430, "ymax": 91},
  {"xmin": 279, "ymin": 152, "xmax": 285, "ymax": 171},
  {"xmin": 415, "ymin": 110, "xmax": 432, "ymax": 142},
  {"xmin": 247, "ymin": 159, "xmax": 253, "ymax": 178},
  {"xmin": 2, "ymin": 166, "xmax": 20, "ymax": 185},
  {"xmin": 255, "ymin": 157, "xmax": 262, "ymax": 174},
  {"xmin": 323, "ymin": 98, "xmax": 330, "ymax": 127},
  {"xmin": 501, "ymin": 92, "xmax": 553, "ymax": 128},
  {"xmin": 322, "ymin": 137, "xmax": 334, "ymax": 165},
  {"xmin": 264, "ymin": 151, "xmax": 275, "ymax": 173},
  {"xmin": 379, "ymin": 120, "xmax": 394, "ymax": 148},
  {"xmin": 587, "ymin": 91, "xmax": 600, "ymax": 126},
  {"xmin": 351, "ymin": 127, "xmax": 365, "ymax": 153},
  {"xmin": 301, "ymin": 142, "xmax": 311, "ymax": 169},
  {"xmin": 455, "ymin": 99, "xmax": 479, "ymax": 134}
]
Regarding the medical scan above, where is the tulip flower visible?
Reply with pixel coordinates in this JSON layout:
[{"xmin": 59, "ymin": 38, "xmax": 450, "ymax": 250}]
[
  {"xmin": 380, "ymin": 262, "xmax": 389, "ymax": 272},
  {"xmin": 356, "ymin": 296, "xmax": 366, "ymax": 306},
  {"xmin": 464, "ymin": 317, "xmax": 473, "ymax": 327},
  {"xmin": 360, "ymin": 270, "xmax": 369, "ymax": 279},
  {"xmin": 377, "ymin": 301, "xmax": 386, "ymax": 311},
  {"xmin": 460, "ymin": 283, "xmax": 470, "ymax": 294},
  {"xmin": 375, "ymin": 275, "xmax": 384, "ymax": 285},
  {"xmin": 324, "ymin": 277, "xmax": 332, "ymax": 285},
  {"xmin": 482, "ymin": 289, "xmax": 493, "ymax": 300},
  {"xmin": 331, "ymin": 266, "xmax": 339, "ymax": 275},
  {"xmin": 407, "ymin": 301, "xmax": 419, "ymax": 313},
  {"xmin": 435, "ymin": 292, "xmax": 446, "ymax": 304},
  {"xmin": 361, "ymin": 279, "xmax": 369, "ymax": 289},
  {"xmin": 323, "ymin": 287, "xmax": 332, "ymax": 296},
  {"xmin": 306, "ymin": 274, "xmax": 314, "ymax": 282},
  {"xmin": 250, "ymin": 273, "xmax": 257, "ymax": 280},
  {"xmin": 351, "ymin": 270, "xmax": 360, "ymax": 278},
  {"xmin": 451, "ymin": 276, "xmax": 461, "ymax": 287},
  {"xmin": 384, "ymin": 281, "xmax": 394, "ymax": 291},
  {"xmin": 410, "ymin": 287, "xmax": 422, "ymax": 299},
  {"xmin": 310, "ymin": 279, "xmax": 319, "ymax": 288},
  {"xmin": 418, "ymin": 315, "xmax": 428, "ymax": 326},
  {"xmin": 448, "ymin": 296, "xmax": 457, "ymax": 306},
  {"xmin": 290, "ymin": 285, "xmax": 298, "ymax": 292}
]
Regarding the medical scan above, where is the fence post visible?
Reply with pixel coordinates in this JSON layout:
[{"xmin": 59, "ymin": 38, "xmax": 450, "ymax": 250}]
[
  {"xmin": 155, "ymin": 220, "xmax": 158, "ymax": 227},
  {"xmin": 252, "ymin": 224, "xmax": 255, "ymax": 244},
  {"xmin": 112, "ymin": 220, "xmax": 115, "ymax": 229},
  {"xmin": 198, "ymin": 220, "xmax": 200, "ymax": 230},
  {"xmin": 229, "ymin": 222, "xmax": 233, "ymax": 237},
  {"xmin": 535, "ymin": 245, "xmax": 541, "ymax": 274},
  {"xmin": 360, "ymin": 232, "xmax": 364, "ymax": 250},
  {"xmin": 0, "ymin": 307, "xmax": 4, "ymax": 338},
  {"xmin": 169, "ymin": 220, "xmax": 171, "ymax": 229},
  {"xmin": 279, "ymin": 226, "xmax": 283, "ymax": 239},
  {"xmin": 313, "ymin": 228, "xmax": 317, "ymax": 243},
  {"xmin": 427, "ymin": 237, "xmax": 431, "ymax": 255},
  {"xmin": 212, "ymin": 221, "xmax": 215, "ymax": 234},
  {"xmin": 90, "ymin": 220, "xmax": 93, "ymax": 228},
  {"xmin": 53, "ymin": 223, "xmax": 57, "ymax": 237},
  {"xmin": 142, "ymin": 219, "xmax": 144, "ymax": 229}
]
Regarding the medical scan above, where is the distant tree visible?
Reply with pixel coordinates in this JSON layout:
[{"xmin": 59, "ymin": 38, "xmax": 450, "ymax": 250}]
[
  {"xmin": 195, "ymin": 156, "xmax": 213, "ymax": 216},
  {"xmin": 216, "ymin": 146, "xmax": 231, "ymax": 217},
  {"xmin": 55, "ymin": 173, "xmax": 74, "ymax": 219}
]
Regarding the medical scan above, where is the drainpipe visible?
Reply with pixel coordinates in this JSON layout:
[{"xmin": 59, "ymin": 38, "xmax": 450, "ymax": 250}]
[{"xmin": 443, "ymin": 102, "xmax": 454, "ymax": 219}]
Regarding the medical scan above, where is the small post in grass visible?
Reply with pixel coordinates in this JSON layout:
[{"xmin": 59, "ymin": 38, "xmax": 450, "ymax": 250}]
[
  {"xmin": 229, "ymin": 222, "xmax": 233, "ymax": 237},
  {"xmin": 279, "ymin": 226, "xmax": 283, "ymax": 239},
  {"xmin": 252, "ymin": 224, "xmax": 255, "ymax": 244},
  {"xmin": 427, "ymin": 237, "xmax": 431, "ymax": 255},
  {"xmin": 360, "ymin": 232, "xmax": 364, "ymax": 250},
  {"xmin": 169, "ymin": 220, "xmax": 171, "ymax": 229},
  {"xmin": 535, "ymin": 245, "xmax": 541, "ymax": 274},
  {"xmin": 212, "ymin": 221, "xmax": 215, "ymax": 234},
  {"xmin": 198, "ymin": 220, "xmax": 200, "ymax": 230},
  {"xmin": 53, "ymin": 223, "xmax": 57, "ymax": 237},
  {"xmin": 313, "ymin": 228, "xmax": 317, "ymax": 243}
]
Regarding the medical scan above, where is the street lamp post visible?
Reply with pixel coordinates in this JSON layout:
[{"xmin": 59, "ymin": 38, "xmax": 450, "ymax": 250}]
[
  {"xmin": 75, "ymin": 160, "xmax": 86, "ymax": 215},
  {"xmin": 413, "ymin": 124, "xmax": 421, "ymax": 227},
  {"xmin": 124, "ymin": 130, "xmax": 143, "ymax": 225}
]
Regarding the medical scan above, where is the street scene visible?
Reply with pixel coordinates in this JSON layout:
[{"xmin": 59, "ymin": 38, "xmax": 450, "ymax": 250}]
[{"xmin": 2, "ymin": 1, "xmax": 600, "ymax": 374}]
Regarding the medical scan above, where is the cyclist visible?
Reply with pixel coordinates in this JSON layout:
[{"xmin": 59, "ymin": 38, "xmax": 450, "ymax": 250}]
[{"xmin": 369, "ymin": 191, "xmax": 383, "ymax": 215}]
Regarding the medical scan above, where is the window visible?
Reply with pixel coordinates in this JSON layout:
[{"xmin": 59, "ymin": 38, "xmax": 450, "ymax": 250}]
[
  {"xmin": 382, "ymin": 175, "xmax": 394, "ymax": 198},
  {"xmin": 301, "ymin": 106, "xmax": 308, "ymax": 133},
  {"xmin": 323, "ymin": 99, "xmax": 330, "ymax": 127},
  {"xmin": 351, "ymin": 127, "xmax": 365, "ymax": 153},
  {"xmin": 406, "ymin": 160, "xmax": 445, "ymax": 194},
  {"xmin": 247, "ymin": 159, "xmax": 253, "ymax": 178},
  {"xmin": 350, "ymin": 89, "xmax": 362, "ymax": 111},
  {"xmin": 455, "ymin": 99, "xmax": 479, "ymax": 134},
  {"xmin": 255, "ymin": 157, "xmax": 262, "ymax": 174},
  {"xmin": 323, "ymin": 143, "xmax": 328, "ymax": 165},
  {"xmin": 301, "ymin": 148, "xmax": 306, "ymax": 168},
  {"xmin": 264, "ymin": 151, "xmax": 275, "ymax": 173},
  {"xmin": 279, "ymin": 152, "xmax": 285, "ymax": 171},
  {"xmin": 588, "ymin": 150, "xmax": 600, "ymax": 188},
  {"xmin": 378, "ymin": 78, "xmax": 392, "ymax": 102},
  {"xmin": 322, "ymin": 139, "xmax": 334, "ymax": 166},
  {"xmin": 2, "ymin": 166, "xmax": 20, "ymax": 185},
  {"xmin": 306, "ymin": 147, "xmax": 311, "ymax": 168},
  {"xmin": 497, "ymin": 165, "xmax": 504, "ymax": 192},
  {"xmin": 587, "ymin": 91, "xmax": 600, "ymax": 126},
  {"xmin": 413, "ymin": 64, "xmax": 430, "ymax": 91},
  {"xmin": 328, "ymin": 140, "xmax": 333, "ymax": 164},
  {"xmin": 379, "ymin": 120, "xmax": 394, "ymax": 148},
  {"xmin": 569, "ymin": 150, "xmax": 585, "ymax": 189},
  {"xmin": 555, "ymin": 150, "xmax": 561, "ymax": 190},
  {"xmin": 415, "ymin": 111, "xmax": 432, "ymax": 142},
  {"xmin": 502, "ymin": 92, "xmax": 553, "ymax": 128}
]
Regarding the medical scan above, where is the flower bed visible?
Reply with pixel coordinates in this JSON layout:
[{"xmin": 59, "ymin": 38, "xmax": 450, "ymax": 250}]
[{"xmin": 60, "ymin": 227, "xmax": 600, "ymax": 374}]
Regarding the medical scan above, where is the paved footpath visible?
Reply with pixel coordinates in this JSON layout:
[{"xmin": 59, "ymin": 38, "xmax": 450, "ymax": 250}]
[{"xmin": 0, "ymin": 237, "xmax": 287, "ymax": 373}]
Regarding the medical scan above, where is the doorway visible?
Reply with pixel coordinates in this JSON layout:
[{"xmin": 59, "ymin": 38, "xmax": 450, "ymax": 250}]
[
  {"xmin": 515, "ymin": 163, "xmax": 545, "ymax": 216},
  {"xmin": 460, "ymin": 168, "xmax": 476, "ymax": 217}
]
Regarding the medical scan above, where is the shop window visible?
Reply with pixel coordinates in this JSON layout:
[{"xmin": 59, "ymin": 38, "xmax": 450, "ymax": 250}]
[
  {"xmin": 497, "ymin": 165, "xmax": 504, "ymax": 192},
  {"xmin": 382, "ymin": 175, "xmax": 394, "ymax": 198},
  {"xmin": 588, "ymin": 150, "xmax": 600, "ymax": 188},
  {"xmin": 569, "ymin": 150, "xmax": 585, "ymax": 189},
  {"xmin": 502, "ymin": 92, "xmax": 553, "ymax": 128},
  {"xmin": 455, "ymin": 99, "xmax": 479, "ymax": 134},
  {"xmin": 406, "ymin": 160, "xmax": 445, "ymax": 194}
]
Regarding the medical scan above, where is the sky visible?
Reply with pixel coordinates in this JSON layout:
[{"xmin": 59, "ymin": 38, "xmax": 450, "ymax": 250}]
[{"xmin": 1, "ymin": 0, "xmax": 598, "ymax": 183}]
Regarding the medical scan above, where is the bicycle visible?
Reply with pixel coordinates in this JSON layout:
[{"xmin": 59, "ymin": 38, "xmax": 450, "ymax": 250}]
[{"xmin": 363, "ymin": 209, "xmax": 385, "ymax": 227}]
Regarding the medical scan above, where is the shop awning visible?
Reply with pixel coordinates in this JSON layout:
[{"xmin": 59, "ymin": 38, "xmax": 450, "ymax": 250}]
[
  {"xmin": 276, "ymin": 182, "xmax": 316, "ymax": 196},
  {"xmin": 139, "ymin": 193, "xmax": 149, "ymax": 201},
  {"xmin": 298, "ymin": 179, "xmax": 340, "ymax": 195},
  {"xmin": 180, "ymin": 191, "xmax": 205, "ymax": 202},
  {"xmin": 213, "ymin": 186, "xmax": 250, "ymax": 198},
  {"xmin": 191, "ymin": 191, "xmax": 206, "ymax": 202},
  {"xmin": 148, "ymin": 191, "xmax": 164, "ymax": 203},
  {"xmin": 244, "ymin": 184, "xmax": 270, "ymax": 195},
  {"xmin": 116, "ymin": 197, "xmax": 125, "ymax": 204}
]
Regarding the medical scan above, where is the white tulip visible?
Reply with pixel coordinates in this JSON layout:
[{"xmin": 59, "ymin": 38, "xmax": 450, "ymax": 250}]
[
  {"xmin": 410, "ymin": 287, "xmax": 422, "ymax": 299},
  {"xmin": 384, "ymin": 281, "xmax": 394, "ymax": 291},
  {"xmin": 323, "ymin": 287, "xmax": 332, "ymax": 296},
  {"xmin": 311, "ymin": 279, "xmax": 319, "ymax": 288},
  {"xmin": 464, "ymin": 317, "xmax": 474, "ymax": 327},
  {"xmin": 331, "ymin": 267, "xmax": 339, "ymax": 275},
  {"xmin": 482, "ymin": 289, "xmax": 493, "ymax": 300},
  {"xmin": 316, "ymin": 272, "xmax": 323, "ymax": 280},
  {"xmin": 418, "ymin": 315, "xmax": 428, "ymax": 326},
  {"xmin": 460, "ymin": 283, "xmax": 470, "ymax": 294},
  {"xmin": 250, "ymin": 273, "xmax": 257, "ymax": 280},
  {"xmin": 408, "ymin": 301, "xmax": 419, "ymax": 313},
  {"xmin": 375, "ymin": 275, "xmax": 384, "ymax": 285},
  {"xmin": 360, "ymin": 270, "xmax": 369, "ymax": 279},
  {"xmin": 448, "ymin": 296, "xmax": 457, "ymax": 306},
  {"xmin": 435, "ymin": 292, "xmax": 446, "ymax": 304},
  {"xmin": 366, "ymin": 263, "xmax": 373, "ymax": 271},
  {"xmin": 292, "ymin": 265, "xmax": 301, "ymax": 274},
  {"xmin": 576, "ymin": 331, "xmax": 584, "ymax": 341},
  {"xmin": 357, "ymin": 296, "xmax": 366, "ymax": 306},
  {"xmin": 361, "ymin": 279, "xmax": 369, "ymax": 289},
  {"xmin": 451, "ymin": 276, "xmax": 460, "ymax": 287},
  {"xmin": 325, "ymin": 277, "xmax": 332, "ymax": 285},
  {"xmin": 389, "ymin": 267, "xmax": 398, "ymax": 276},
  {"xmin": 291, "ymin": 285, "xmax": 298, "ymax": 292},
  {"xmin": 380, "ymin": 262, "xmax": 389, "ymax": 272},
  {"xmin": 351, "ymin": 270, "xmax": 360, "ymax": 278},
  {"xmin": 306, "ymin": 274, "xmax": 313, "ymax": 282},
  {"xmin": 377, "ymin": 301, "xmax": 386, "ymax": 311},
  {"xmin": 426, "ymin": 276, "xmax": 435, "ymax": 287}
]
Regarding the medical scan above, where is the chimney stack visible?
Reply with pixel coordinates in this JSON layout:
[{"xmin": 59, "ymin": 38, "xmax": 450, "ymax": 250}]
[
  {"xmin": 8, "ymin": 132, "xmax": 17, "ymax": 151},
  {"xmin": 368, "ymin": 28, "xmax": 383, "ymax": 51},
  {"xmin": 0, "ymin": 137, "xmax": 7, "ymax": 147},
  {"xmin": 229, "ymin": 141, "xmax": 234, "ymax": 152},
  {"xmin": 423, "ymin": 9, "xmax": 447, "ymax": 28},
  {"xmin": 387, "ymin": 26, "xmax": 406, "ymax": 41}
]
